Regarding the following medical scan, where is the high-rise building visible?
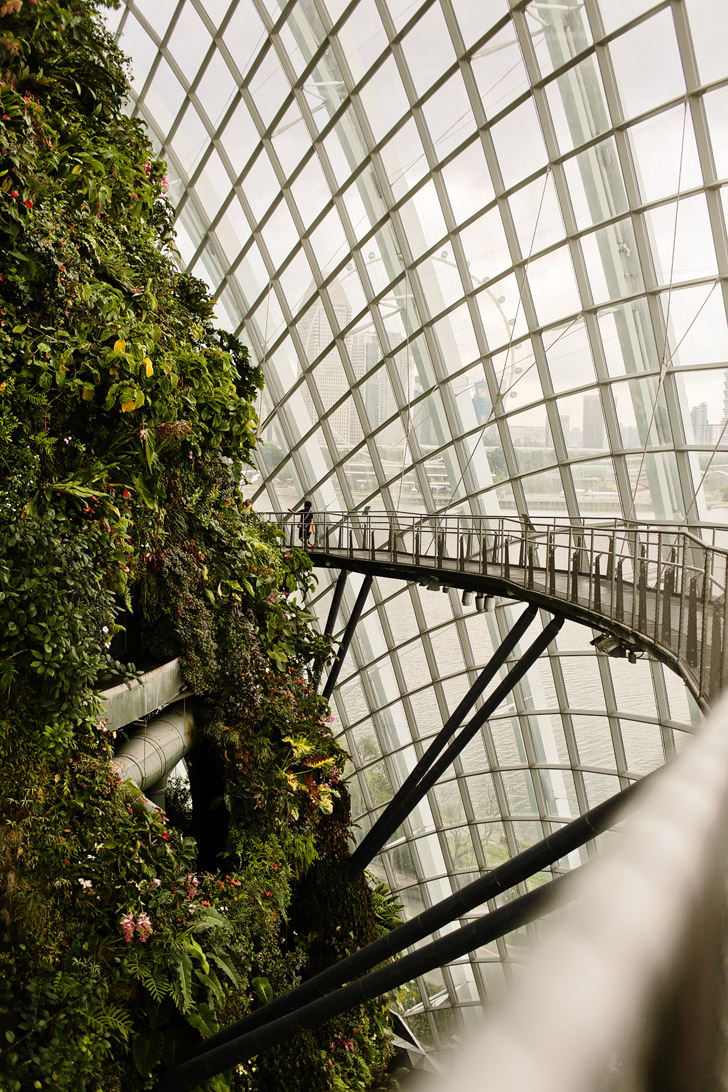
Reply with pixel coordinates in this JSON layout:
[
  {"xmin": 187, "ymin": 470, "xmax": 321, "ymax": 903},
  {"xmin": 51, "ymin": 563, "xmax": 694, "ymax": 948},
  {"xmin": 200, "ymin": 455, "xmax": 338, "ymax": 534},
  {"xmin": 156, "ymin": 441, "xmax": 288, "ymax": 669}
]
[
  {"xmin": 691, "ymin": 402, "xmax": 711, "ymax": 445},
  {"xmin": 582, "ymin": 395, "xmax": 605, "ymax": 451}
]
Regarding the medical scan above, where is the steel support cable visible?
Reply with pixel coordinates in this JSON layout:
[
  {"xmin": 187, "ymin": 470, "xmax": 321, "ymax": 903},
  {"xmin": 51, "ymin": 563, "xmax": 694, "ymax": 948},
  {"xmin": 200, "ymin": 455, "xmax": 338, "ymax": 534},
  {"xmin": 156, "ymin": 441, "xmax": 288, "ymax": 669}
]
[
  {"xmin": 348, "ymin": 603, "xmax": 539, "ymax": 875},
  {"xmin": 172, "ymin": 767, "xmax": 649, "ymax": 1073},
  {"xmin": 350, "ymin": 613, "xmax": 564, "ymax": 876},
  {"xmin": 628, "ymin": 102, "xmax": 688, "ymax": 517},
  {"xmin": 157, "ymin": 868, "xmax": 581, "ymax": 1092},
  {"xmin": 433, "ymin": 168, "xmax": 554, "ymax": 516}
]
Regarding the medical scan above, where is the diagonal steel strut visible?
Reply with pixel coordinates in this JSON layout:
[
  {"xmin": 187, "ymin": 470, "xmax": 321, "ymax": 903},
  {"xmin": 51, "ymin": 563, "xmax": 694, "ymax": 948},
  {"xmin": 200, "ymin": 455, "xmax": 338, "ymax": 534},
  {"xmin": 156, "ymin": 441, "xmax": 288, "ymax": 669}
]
[
  {"xmin": 321, "ymin": 573, "xmax": 373, "ymax": 700},
  {"xmin": 348, "ymin": 603, "xmax": 538, "ymax": 875},
  {"xmin": 170, "ymin": 766, "xmax": 647, "ymax": 1072},
  {"xmin": 157, "ymin": 868, "xmax": 580, "ymax": 1092}
]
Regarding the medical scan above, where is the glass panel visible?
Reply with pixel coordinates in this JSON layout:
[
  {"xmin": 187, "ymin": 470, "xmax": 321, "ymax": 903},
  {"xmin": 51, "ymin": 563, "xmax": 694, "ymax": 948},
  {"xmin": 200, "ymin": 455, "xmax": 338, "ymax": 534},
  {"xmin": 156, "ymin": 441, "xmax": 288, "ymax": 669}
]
[
  {"xmin": 270, "ymin": 102, "xmax": 311, "ymax": 178},
  {"xmin": 380, "ymin": 118, "xmax": 429, "ymax": 200},
  {"xmin": 358, "ymin": 55, "xmax": 411, "ymax": 145},
  {"xmin": 459, "ymin": 207, "xmax": 511, "ymax": 284},
  {"xmin": 508, "ymin": 173, "xmax": 565, "ymax": 257},
  {"xmin": 145, "ymin": 58, "xmax": 186, "ymax": 133},
  {"xmin": 168, "ymin": 5, "xmax": 211, "ymax": 81},
  {"xmin": 580, "ymin": 218, "xmax": 644, "ymax": 305},
  {"xmin": 629, "ymin": 104, "xmax": 703, "ymax": 204},
  {"xmin": 704, "ymin": 88, "xmax": 728, "ymax": 180},
  {"xmin": 609, "ymin": 11, "xmax": 685, "ymax": 121},
  {"xmin": 561, "ymin": 137, "xmax": 629, "ymax": 231},
  {"xmin": 450, "ymin": 0, "xmax": 509, "ymax": 50},
  {"xmin": 645, "ymin": 194, "xmax": 718, "ymax": 286},
  {"xmin": 620, "ymin": 720, "xmax": 665, "ymax": 775},
  {"xmin": 527, "ymin": 245, "xmax": 581, "ymax": 326},
  {"xmin": 685, "ymin": 0, "xmax": 727, "ymax": 86},
  {"xmin": 545, "ymin": 56, "xmax": 610, "ymax": 154},
  {"xmin": 470, "ymin": 25, "xmax": 529, "ymax": 118},
  {"xmin": 222, "ymin": 0, "xmax": 267, "ymax": 78},
  {"xmin": 401, "ymin": 3, "xmax": 457, "ymax": 100},
  {"xmin": 545, "ymin": 319, "xmax": 596, "ymax": 393},
  {"xmin": 572, "ymin": 716, "xmax": 616, "ymax": 770},
  {"xmin": 490, "ymin": 98, "xmax": 548, "ymax": 189},
  {"xmin": 339, "ymin": 0, "xmax": 388, "ymax": 86},
  {"xmin": 197, "ymin": 52, "xmax": 237, "ymax": 128},
  {"xmin": 421, "ymin": 72, "xmax": 476, "ymax": 163}
]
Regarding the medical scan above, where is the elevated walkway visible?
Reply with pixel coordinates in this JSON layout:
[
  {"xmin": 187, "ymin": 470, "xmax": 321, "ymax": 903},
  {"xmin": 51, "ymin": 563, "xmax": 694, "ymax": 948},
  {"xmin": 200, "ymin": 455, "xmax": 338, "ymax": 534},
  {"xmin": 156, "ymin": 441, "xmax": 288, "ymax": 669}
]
[{"xmin": 264, "ymin": 512, "xmax": 728, "ymax": 710}]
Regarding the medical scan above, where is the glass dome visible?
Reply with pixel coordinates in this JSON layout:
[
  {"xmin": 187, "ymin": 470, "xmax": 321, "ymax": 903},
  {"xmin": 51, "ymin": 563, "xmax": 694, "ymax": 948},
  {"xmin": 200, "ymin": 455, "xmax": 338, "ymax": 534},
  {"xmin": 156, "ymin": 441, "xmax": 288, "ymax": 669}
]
[{"xmin": 110, "ymin": 0, "xmax": 727, "ymax": 1048}]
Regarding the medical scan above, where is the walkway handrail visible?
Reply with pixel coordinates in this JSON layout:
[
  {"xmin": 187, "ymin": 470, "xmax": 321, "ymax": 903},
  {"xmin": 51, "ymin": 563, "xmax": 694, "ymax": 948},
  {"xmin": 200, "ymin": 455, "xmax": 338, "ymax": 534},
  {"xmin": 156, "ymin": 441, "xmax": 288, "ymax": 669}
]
[
  {"xmin": 412, "ymin": 691, "xmax": 728, "ymax": 1092},
  {"xmin": 261, "ymin": 510, "xmax": 728, "ymax": 708}
]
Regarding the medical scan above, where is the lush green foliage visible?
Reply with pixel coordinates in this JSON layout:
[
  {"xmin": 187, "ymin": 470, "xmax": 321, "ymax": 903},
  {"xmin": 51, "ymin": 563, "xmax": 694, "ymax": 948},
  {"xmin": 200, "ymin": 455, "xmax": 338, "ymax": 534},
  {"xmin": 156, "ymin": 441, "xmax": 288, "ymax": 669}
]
[{"xmin": 0, "ymin": 3, "xmax": 396, "ymax": 1090}]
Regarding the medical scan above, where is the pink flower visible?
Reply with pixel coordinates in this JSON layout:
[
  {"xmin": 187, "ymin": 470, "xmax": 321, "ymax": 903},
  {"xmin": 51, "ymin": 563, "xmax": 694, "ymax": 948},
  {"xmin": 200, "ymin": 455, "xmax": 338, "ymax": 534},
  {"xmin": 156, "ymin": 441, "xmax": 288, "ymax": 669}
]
[
  {"xmin": 161, "ymin": 175, "xmax": 169, "ymax": 194},
  {"xmin": 136, "ymin": 911, "xmax": 152, "ymax": 942},
  {"xmin": 121, "ymin": 913, "xmax": 135, "ymax": 942}
]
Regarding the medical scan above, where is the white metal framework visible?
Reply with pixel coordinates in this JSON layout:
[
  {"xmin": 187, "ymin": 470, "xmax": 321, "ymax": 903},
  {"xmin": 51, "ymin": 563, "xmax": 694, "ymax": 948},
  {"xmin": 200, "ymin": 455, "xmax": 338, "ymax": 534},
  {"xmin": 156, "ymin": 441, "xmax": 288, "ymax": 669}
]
[{"xmin": 113, "ymin": 0, "xmax": 728, "ymax": 1047}]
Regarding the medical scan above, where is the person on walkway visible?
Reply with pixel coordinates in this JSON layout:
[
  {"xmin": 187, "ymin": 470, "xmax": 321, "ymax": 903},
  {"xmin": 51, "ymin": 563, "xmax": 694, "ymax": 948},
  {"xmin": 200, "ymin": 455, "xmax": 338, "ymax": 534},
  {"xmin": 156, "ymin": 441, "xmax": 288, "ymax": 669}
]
[{"xmin": 289, "ymin": 499, "xmax": 314, "ymax": 548}]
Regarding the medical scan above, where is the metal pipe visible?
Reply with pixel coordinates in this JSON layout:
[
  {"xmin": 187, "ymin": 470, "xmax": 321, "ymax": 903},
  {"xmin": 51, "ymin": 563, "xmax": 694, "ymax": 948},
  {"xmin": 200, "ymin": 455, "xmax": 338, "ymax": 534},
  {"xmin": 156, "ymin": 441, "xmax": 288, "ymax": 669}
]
[{"xmin": 112, "ymin": 701, "xmax": 195, "ymax": 811}]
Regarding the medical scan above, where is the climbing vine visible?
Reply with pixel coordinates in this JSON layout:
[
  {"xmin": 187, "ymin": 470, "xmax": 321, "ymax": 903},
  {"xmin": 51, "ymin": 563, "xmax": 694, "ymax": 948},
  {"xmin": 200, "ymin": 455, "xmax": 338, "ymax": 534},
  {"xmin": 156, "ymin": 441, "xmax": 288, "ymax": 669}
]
[{"xmin": 0, "ymin": 2, "xmax": 397, "ymax": 1090}]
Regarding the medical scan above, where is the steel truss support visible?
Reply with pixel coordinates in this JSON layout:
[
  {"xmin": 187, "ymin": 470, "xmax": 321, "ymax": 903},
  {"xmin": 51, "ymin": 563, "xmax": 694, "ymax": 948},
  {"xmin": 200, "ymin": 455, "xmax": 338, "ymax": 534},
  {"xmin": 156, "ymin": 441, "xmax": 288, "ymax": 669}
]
[
  {"xmin": 323, "ymin": 569, "xmax": 348, "ymax": 636},
  {"xmin": 321, "ymin": 573, "xmax": 373, "ymax": 700},
  {"xmin": 167, "ymin": 768, "xmax": 647, "ymax": 1083},
  {"xmin": 157, "ymin": 869, "xmax": 579, "ymax": 1092},
  {"xmin": 348, "ymin": 604, "xmax": 538, "ymax": 875},
  {"xmin": 349, "ymin": 612, "xmax": 564, "ymax": 876}
]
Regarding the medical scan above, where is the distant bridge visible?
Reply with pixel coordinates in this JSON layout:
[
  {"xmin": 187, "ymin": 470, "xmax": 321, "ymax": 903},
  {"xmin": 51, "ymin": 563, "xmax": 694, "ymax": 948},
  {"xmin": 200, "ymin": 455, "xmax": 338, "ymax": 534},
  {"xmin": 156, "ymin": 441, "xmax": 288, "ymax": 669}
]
[{"xmin": 264, "ymin": 511, "xmax": 728, "ymax": 711}]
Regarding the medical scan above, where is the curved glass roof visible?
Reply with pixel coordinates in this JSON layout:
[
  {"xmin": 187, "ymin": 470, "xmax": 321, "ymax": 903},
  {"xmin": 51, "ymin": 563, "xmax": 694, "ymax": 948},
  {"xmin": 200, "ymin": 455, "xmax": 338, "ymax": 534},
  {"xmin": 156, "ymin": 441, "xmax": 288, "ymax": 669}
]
[{"xmin": 112, "ymin": 0, "xmax": 726, "ymax": 1048}]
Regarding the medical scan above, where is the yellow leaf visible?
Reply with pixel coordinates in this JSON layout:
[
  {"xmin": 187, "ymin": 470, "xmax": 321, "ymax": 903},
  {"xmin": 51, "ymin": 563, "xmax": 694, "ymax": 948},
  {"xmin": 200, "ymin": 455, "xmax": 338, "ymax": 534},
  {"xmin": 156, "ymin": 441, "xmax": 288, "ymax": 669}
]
[
  {"xmin": 120, "ymin": 399, "xmax": 136, "ymax": 413},
  {"xmin": 144, "ymin": 358, "xmax": 154, "ymax": 377},
  {"xmin": 113, "ymin": 339, "xmax": 126, "ymax": 353},
  {"xmin": 81, "ymin": 385, "xmax": 93, "ymax": 401}
]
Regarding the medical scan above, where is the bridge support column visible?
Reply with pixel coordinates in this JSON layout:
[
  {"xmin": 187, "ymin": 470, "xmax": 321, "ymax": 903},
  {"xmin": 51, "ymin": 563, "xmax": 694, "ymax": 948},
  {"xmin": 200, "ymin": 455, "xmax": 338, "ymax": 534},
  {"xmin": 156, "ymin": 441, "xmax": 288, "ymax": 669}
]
[
  {"xmin": 348, "ymin": 604, "xmax": 539, "ymax": 875},
  {"xmin": 323, "ymin": 570, "xmax": 348, "ymax": 636},
  {"xmin": 349, "ymin": 614, "xmax": 563, "ymax": 877},
  {"xmin": 321, "ymin": 574, "xmax": 373, "ymax": 701}
]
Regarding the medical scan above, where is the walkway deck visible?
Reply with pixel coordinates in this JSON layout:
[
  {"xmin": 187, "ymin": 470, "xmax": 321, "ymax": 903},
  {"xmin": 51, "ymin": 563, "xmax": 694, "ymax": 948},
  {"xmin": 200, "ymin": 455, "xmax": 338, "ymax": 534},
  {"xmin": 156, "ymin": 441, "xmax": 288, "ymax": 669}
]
[{"xmin": 263, "ymin": 512, "xmax": 728, "ymax": 710}]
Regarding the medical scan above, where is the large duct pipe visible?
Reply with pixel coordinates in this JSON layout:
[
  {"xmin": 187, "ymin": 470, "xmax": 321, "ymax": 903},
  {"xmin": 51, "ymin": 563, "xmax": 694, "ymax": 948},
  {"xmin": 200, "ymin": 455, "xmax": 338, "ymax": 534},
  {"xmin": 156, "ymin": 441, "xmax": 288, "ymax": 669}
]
[{"xmin": 112, "ymin": 701, "xmax": 195, "ymax": 811}]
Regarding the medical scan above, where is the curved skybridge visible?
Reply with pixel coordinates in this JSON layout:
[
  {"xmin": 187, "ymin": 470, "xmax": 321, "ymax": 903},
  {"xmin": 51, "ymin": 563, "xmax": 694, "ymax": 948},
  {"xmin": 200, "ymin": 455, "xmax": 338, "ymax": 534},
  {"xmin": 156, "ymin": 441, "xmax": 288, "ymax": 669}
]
[{"xmin": 265, "ymin": 511, "xmax": 728, "ymax": 711}]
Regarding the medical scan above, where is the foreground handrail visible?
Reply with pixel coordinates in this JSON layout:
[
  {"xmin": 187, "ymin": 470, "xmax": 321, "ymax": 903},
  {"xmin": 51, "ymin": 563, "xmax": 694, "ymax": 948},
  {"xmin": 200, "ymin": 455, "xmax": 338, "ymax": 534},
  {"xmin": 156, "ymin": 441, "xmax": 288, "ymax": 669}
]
[{"xmin": 413, "ymin": 692, "xmax": 728, "ymax": 1092}]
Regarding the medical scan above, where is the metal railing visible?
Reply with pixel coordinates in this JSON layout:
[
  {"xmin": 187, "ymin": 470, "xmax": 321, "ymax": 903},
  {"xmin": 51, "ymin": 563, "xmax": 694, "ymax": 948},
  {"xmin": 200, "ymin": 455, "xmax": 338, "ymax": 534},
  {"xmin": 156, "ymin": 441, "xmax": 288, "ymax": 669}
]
[
  {"xmin": 412, "ymin": 691, "xmax": 728, "ymax": 1092},
  {"xmin": 263, "ymin": 511, "xmax": 728, "ymax": 707}
]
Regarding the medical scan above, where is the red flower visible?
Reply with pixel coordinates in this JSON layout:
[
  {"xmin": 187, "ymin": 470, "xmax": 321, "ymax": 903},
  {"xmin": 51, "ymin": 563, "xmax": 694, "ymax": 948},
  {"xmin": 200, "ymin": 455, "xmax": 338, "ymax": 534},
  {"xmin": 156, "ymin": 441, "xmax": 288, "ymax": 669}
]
[
  {"xmin": 161, "ymin": 832, "xmax": 170, "ymax": 841},
  {"xmin": 10, "ymin": 190, "xmax": 18, "ymax": 198},
  {"xmin": 24, "ymin": 199, "xmax": 33, "ymax": 209}
]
